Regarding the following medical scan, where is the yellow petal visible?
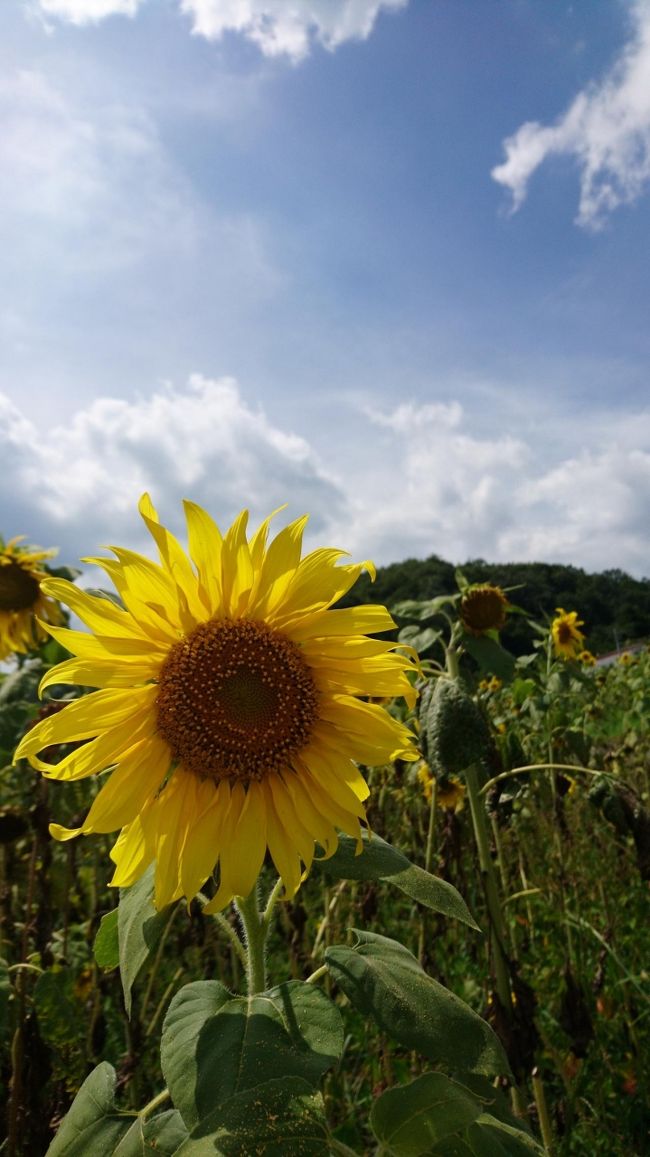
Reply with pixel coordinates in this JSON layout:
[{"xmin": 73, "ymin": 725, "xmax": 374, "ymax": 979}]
[
  {"xmin": 183, "ymin": 500, "xmax": 224, "ymax": 616},
  {"xmin": 109, "ymin": 813, "xmax": 155, "ymax": 887},
  {"xmin": 76, "ymin": 735, "xmax": 170, "ymax": 833},
  {"xmin": 15, "ymin": 686, "xmax": 157, "ymax": 763}
]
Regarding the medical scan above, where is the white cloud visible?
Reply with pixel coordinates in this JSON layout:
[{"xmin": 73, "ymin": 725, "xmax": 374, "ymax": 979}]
[
  {"xmin": 0, "ymin": 375, "xmax": 345, "ymax": 559},
  {"xmin": 31, "ymin": 0, "xmax": 407, "ymax": 60},
  {"xmin": 1, "ymin": 379, "xmax": 648, "ymax": 578},
  {"xmin": 34, "ymin": 0, "xmax": 143, "ymax": 23},
  {"xmin": 180, "ymin": 0, "xmax": 407, "ymax": 60},
  {"xmin": 492, "ymin": 0, "xmax": 650, "ymax": 227}
]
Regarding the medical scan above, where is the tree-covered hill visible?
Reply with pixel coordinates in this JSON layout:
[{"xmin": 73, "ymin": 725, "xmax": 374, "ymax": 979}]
[{"xmin": 345, "ymin": 555, "xmax": 650, "ymax": 657}]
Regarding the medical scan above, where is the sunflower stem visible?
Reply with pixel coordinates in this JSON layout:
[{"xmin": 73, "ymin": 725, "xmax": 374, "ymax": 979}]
[
  {"xmin": 235, "ymin": 887, "xmax": 267, "ymax": 995},
  {"xmin": 261, "ymin": 876, "xmax": 285, "ymax": 932}
]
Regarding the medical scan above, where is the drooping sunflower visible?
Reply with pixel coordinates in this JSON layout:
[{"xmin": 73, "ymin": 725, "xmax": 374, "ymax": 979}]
[
  {"xmin": 0, "ymin": 537, "xmax": 64, "ymax": 661},
  {"xmin": 460, "ymin": 584, "xmax": 509, "ymax": 636},
  {"xmin": 15, "ymin": 497, "xmax": 419, "ymax": 910},
  {"xmin": 551, "ymin": 608, "xmax": 585, "ymax": 660}
]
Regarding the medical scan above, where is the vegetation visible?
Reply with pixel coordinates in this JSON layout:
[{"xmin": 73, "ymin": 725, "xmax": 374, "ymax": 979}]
[
  {"xmin": 345, "ymin": 556, "xmax": 650, "ymax": 657},
  {"xmin": 0, "ymin": 550, "xmax": 649, "ymax": 1155}
]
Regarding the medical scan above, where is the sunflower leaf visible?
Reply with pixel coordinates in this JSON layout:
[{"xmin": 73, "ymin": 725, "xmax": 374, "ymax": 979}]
[
  {"xmin": 161, "ymin": 979, "xmax": 344, "ymax": 1129},
  {"xmin": 369, "ymin": 1072, "xmax": 482, "ymax": 1153},
  {"xmin": 45, "ymin": 1062, "xmax": 135, "ymax": 1156},
  {"xmin": 173, "ymin": 1076, "xmax": 329, "ymax": 1155},
  {"xmin": 317, "ymin": 831, "xmax": 410, "ymax": 880},
  {"xmin": 94, "ymin": 908, "xmax": 119, "ymax": 970},
  {"xmin": 461, "ymin": 634, "xmax": 516, "ymax": 680},
  {"xmin": 324, "ymin": 930, "xmax": 510, "ymax": 1077},
  {"xmin": 118, "ymin": 865, "xmax": 173, "ymax": 1017},
  {"xmin": 113, "ymin": 1110, "xmax": 189, "ymax": 1156},
  {"xmin": 388, "ymin": 864, "xmax": 481, "ymax": 930},
  {"xmin": 370, "ymin": 1073, "xmax": 544, "ymax": 1156}
]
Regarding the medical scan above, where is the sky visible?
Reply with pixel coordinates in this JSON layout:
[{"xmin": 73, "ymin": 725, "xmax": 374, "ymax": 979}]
[{"xmin": 1, "ymin": 0, "xmax": 650, "ymax": 579}]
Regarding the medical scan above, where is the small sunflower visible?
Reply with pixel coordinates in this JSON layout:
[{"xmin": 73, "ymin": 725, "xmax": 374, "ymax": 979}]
[
  {"xmin": 15, "ymin": 497, "xmax": 418, "ymax": 911},
  {"xmin": 578, "ymin": 650, "xmax": 596, "ymax": 667},
  {"xmin": 551, "ymin": 608, "xmax": 585, "ymax": 660},
  {"xmin": 0, "ymin": 537, "xmax": 64, "ymax": 661},
  {"xmin": 437, "ymin": 777, "xmax": 466, "ymax": 813},
  {"xmin": 460, "ymin": 584, "xmax": 508, "ymax": 636}
]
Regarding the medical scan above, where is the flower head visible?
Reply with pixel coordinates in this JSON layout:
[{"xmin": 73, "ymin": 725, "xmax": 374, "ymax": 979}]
[
  {"xmin": 0, "ymin": 537, "xmax": 64, "ymax": 661},
  {"xmin": 460, "ymin": 584, "xmax": 508, "ymax": 635},
  {"xmin": 437, "ymin": 777, "xmax": 466, "ymax": 813},
  {"xmin": 578, "ymin": 650, "xmax": 596, "ymax": 667},
  {"xmin": 551, "ymin": 608, "xmax": 586, "ymax": 660},
  {"xmin": 15, "ymin": 497, "xmax": 418, "ymax": 911}
]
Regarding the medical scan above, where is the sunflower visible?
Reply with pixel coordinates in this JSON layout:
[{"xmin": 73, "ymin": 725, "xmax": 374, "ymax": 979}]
[
  {"xmin": 15, "ymin": 497, "xmax": 418, "ymax": 911},
  {"xmin": 578, "ymin": 649, "xmax": 596, "ymax": 667},
  {"xmin": 0, "ymin": 537, "xmax": 64, "ymax": 661},
  {"xmin": 460, "ymin": 584, "xmax": 508, "ymax": 636},
  {"xmin": 551, "ymin": 608, "xmax": 585, "ymax": 660}
]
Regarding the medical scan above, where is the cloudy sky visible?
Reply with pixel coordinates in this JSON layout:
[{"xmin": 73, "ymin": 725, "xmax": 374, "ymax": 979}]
[{"xmin": 2, "ymin": 0, "xmax": 650, "ymax": 578}]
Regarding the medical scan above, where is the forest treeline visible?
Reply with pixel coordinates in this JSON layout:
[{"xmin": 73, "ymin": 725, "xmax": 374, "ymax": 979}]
[{"xmin": 345, "ymin": 555, "xmax": 650, "ymax": 657}]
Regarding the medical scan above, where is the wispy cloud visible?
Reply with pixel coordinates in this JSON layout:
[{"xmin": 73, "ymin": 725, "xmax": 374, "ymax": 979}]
[
  {"xmin": 2, "ymin": 378, "xmax": 648, "ymax": 577},
  {"xmin": 492, "ymin": 0, "xmax": 650, "ymax": 228},
  {"xmin": 0, "ymin": 68, "xmax": 198, "ymax": 272},
  {"xmin": 31, "ymin": 0, "xmax": 408, "ymax": 61}
]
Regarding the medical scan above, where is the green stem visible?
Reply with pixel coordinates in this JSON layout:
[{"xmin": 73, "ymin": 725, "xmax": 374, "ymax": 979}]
[
  {"xmin": 418, "ymin": 776, "xmax": 438, "ymax": 964},
  {"xmin": 261, "ymin": 876, "xmax": 285, "ymax": 931},
  {"xmin": 305, "ymin": 964, "xmax": 328, "ymax": 985},
  {"xmin": 138, "ymin": 1088, "xmax": 171, "ymax": 1120},
  {"xmin": 532, "ymin": 1068, "xmax": 554, "ymax": 1154},
  {"xmin": 465, "ymin": 763, "xmax": 527, "ymax": 1118},
  {"xmin": 235, "ymin": 888, "xmax": 267, "ymax": 995}
]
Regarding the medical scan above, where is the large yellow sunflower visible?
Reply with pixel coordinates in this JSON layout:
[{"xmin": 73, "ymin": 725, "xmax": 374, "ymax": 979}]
[
  {"xmin": 0, "ymin": 537, "xmax": 64, "ymax": 661},
  {"xmin": 551, "ymin": 607, "xmax": 586, "ymax": 660},
  {"xmin": 15, "ymin": 497, "xmax": 418, "ymax": 911}
]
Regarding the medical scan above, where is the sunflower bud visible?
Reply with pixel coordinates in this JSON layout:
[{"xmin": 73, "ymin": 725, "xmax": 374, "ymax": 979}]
[{"xmin": 424, "ymin": 677, "xmax": 491, "ymax": 775}]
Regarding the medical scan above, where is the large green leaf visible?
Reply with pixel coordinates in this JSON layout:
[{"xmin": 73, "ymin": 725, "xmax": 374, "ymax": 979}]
[
  {"xmin": 118, "ymin": 864, "xmax": 173, "ymax": 1016},
  {"xmin": 113, "ymin": 1109, "xmax": 189, "ymax": 1155},
  {"xmin": 174, "ymin": 1077, "xmax": 330, "ymax": 1156},
  {"xmin": 428, "ymin": 1113, "xmax": 545, "ymax": 1155},
  {"xmin": 370, "ymin": 1072, "xmax": 482, "ymax": 1154},
  {"xmin": 462, "ymin": 635, "xmax": 515, "ymax": 681},
  {"xmin": 317, "ymin": 834, "xmax": 478, "ymax": 928},
  {"xmin": 46, "ymin": 1063, "xmax": 136, "ymax": 1156},
  {"xmin": 317, "ymin": 831, "xmax": 410, "ymax": 880},
  {"xmin": 370, "ymin": 1073, "xmax": 544, "ymax": 1156},
  {"xmin": 388, "ymin": 864, "xmax": 480, "ymax": 930},
  {"xmin": 161, "ymin": 979, "xmax": 343, "ymax": 1129},
  {"xmin": 325, "ymin": 931, "xmax": 509, "ymax": 1077}
]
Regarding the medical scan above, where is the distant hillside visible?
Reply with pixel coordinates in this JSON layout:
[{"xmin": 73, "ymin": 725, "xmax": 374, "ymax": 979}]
[{"xmin": 344, "ymin": 556, "xmax": 650, "ymax": 657}]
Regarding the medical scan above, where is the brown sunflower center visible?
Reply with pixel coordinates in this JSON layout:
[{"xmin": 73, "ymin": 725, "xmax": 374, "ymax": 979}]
[
  {"xmin": 557, "ymin": 622, "xmax": 574, "ymax": 644},
  {"xmin": 0, "ymin": 562, "xmax": 40, "ymax": 613},
  {"xmin": 155, "ymin": 618, "xmax": 319, "ymax": 784}
]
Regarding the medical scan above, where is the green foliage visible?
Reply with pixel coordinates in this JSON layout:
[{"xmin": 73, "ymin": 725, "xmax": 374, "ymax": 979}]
[
  {"xmin": 160, "ymin": 980, "xmax": 343, "ymax": 1128},
  {"xmin": 325, "ymin": 930, "xmax": 510, "ymax": 1077},
  {"xmin": 174, "ymin": 1076, "xmax": 329, "ymax": 1155},
  {"xmin": 345, "ymin": 554, "xmax": 650, "ymax": 656},
  {"xmin": 45, "ymin": 1063, "xmax": 137, "ymax": 1156},
  {"xmin": 370, "ymin": 1072, "xmax": 544, "ymax": 1156},
  {"xmin": 118, "ymin": 864, "xmax": 174, "ymax": 1016},
  {"xmin": 94, "ymin": 908, "xmax": 120, "ymax": 970}
]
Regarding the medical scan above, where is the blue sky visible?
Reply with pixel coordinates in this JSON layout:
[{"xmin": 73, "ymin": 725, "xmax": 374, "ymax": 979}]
[{"xmin": 1, "ymin": 0, "xmax": 649, "ymax": 578}]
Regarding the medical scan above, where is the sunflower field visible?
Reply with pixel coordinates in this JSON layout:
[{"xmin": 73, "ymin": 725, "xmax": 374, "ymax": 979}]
[{"xmin": 0, "ymin": 508, "xmax": 649, "ymax": 1156}]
